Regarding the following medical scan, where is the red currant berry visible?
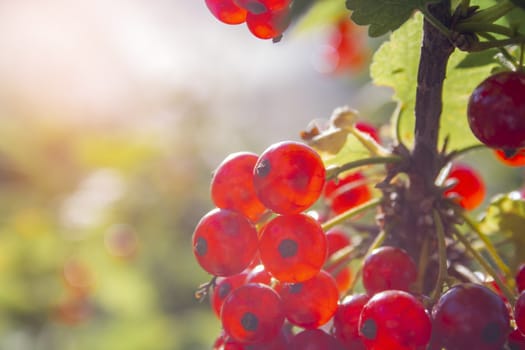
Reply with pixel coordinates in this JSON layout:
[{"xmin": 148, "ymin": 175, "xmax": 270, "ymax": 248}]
[
  {"xmin": 444, "ymin": 163, "xmax": 486, "ymax": 210},
  {"xmin": 494, "ymin": 149, "xmax": 525, "ymax": 167},
  {"xmin": 332, "ymin": 293, "xmax": 369, "ymax": 350},
  {"xmin": 211, "ymin": 152, "xmax": 267, "ymax": 222},
  {"xmin": 324, "ymin": 171, "xmax": 372, "ymax": 215},
  {"xmin": 508, "ymin": 328, "xmax": 525, "ymax": 350},
  {"xmin": 515, "ymin": 291, "xmax": 525, "ymax": 335},
  {"xmin": 258, "ymin": 214, "xmax": 327, "ymax": 282},
  {"xmin": 361, "ymin": 246, "xmax": 417, "ymax": 295},
  {"xmin": 359, "ymin": 290, "xmax": 431, "ymax": 350},
  {"xmin": 221, "ymin": 283, "xmax": 284, "ymax": 344},
  {"xmin": 432, "ymin": 283, "xmax": 511, "ymax": 350},
  {"xmin": 276, "ymin": 270, "xmax": 339, "ymax": 328},
  {"xmin": 234, "ymin": 0, "xmax": 291, "ymax": 12},
  {"xmin": 211, "ymin": 273, "xmax": 247, "ymax": 318},
  {"xmin": 289, "ymin": 329, "xmax": 345, "ymax": 350},
  {"xmin": 253, "ymin": 141, "xmax": 326, "ymax": 214},
  {"xmin": 205, "ymin": 0, "xmax": 248, "ymax": 25},
  {"xmin": 246, "ymin": 8, "xmax": 290, "ymax": 40},
  {"xmin": 325, "ymin": 228, "xmax": 353, "ymax": 293},
  {"xmin": 467, "ymin": 71, "xmax": 525, "ymax": 150},
  {"xmin": 516, "ymin": 263, "xmax": 525, "ymax": 293},
  {"xmin": 192, "ymin": 208, "xmax": 258, "ymax": 276}
]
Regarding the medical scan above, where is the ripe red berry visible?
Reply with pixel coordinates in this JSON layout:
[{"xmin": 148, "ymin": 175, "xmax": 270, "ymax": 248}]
[
  {"xmin": 516, "ymin": 263, "xmax": 525, "ymax": 293},
  {"xmin": 211, "ymin": 273, "xmax": 247, "ymax": 318},
  {"xmin": 289, "ymin": 329, "xmax": 345, "ymax": 350},
  {"xmin": 359, "ymin": 290, "xmax": 432, "ymax": 350},
  {"xmin": 253, "ymin": 141, "xmax": 326, "ymax": 214},
  {"xmin": 325, "ymin": 228, "xmax": 353, "ymax": 293},
  {"xmin": 494, "ymin": 149, "xmax": 525, "ymax": 167},
  {"xmin": 323, "ymin": 19, "xmax": 368, "ymax": 74},
  {"xmin": 508, "ymin": 328, "xmax": 525, "ymax": 350},
  {"xmin": 234, "ymin": 0, "xmax": 291, "ymax": 12},
  {"xmin": 323, "ymin": 171, "xmax": 372, "ymax": 215},
  {"xmin": 361, "ymin": 246, "xmax": 417, "ymax": 295},
  {"xmin": 432, "ymin": 283, "xmax": 511, "ymax": 350},
  {"xmin": 211, "ymin": 152, "xmax": 267, "ymax": 222},
  {"xmin": 221, "ymin": 283, "xmax": 285, "ymax": 344},
  {"xmin": 192, "ymin": 208, "xmax": 258, "ymax": 276},
  {"xmin": 205, "ymin": 0, "xmax": 248, "ymax": 25},
  {"xmin": 246, "ymin": 8, "xmax": 290, "ymax": 40},
  {"xmin": 444, "ymin": 163, "xmax": 486, "ymax": 210},
  {"xmin": 467, "ymin": 71, "xmax": 525, "ymax": 150},
  {"xmin": 276, "ymin": 270, "xmax": 339, "ymax": 329},
  {"xmin": 332, "ymin": 293, "xmax": 369, "ymax": 350},
  {"xmin": 258, "ymin": 214, "xmax": 327, "ymax": 283},
  {"xmin": 515, "ymin": 291, "xmax": 525, "ymax": 335}
]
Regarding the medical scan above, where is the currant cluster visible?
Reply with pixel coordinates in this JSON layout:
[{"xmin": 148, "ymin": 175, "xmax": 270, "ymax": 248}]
[{"xmin": 204, "ymin": 0, "xmax": 292, "ymax": 40}]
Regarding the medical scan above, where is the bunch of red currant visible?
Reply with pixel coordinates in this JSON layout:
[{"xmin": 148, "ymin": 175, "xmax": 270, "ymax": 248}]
[{"xmin": 204, "ymin": 0, "xmax": 292, "ymax": 40}]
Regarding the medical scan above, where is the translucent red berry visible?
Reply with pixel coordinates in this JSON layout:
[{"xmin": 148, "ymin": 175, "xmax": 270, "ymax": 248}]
[
  {"xmin": 325, "ymin": 228, "xmax": 353, "ymax": 293},
  {"xmin": 211, "ymin": 152, "xmax": 267, "ymax": 222},
  {"xmin": 234, "ymin": 0, "xmax": 291, "ymax": 12},
  {"xmin": 444, "ymin": 163, "xmax": 486, "ymax": 210},
  {"xmin": 324, "ymin": 171, "xmax": 372, "ymax": 215},
  {"xmin": 192, "ymin": 208, "xmax": 258, "ymax": 276},
  {"xmin": 253, "ymin": 141, "xmax": 326, "ymax": 214},
  {"xmin": 515, "ymin": 291, "xmax": 525, "ymax": 335},
  {"xmin": 258, "ymin": 214, "xmax": 327, "ymax": 282},
  {"xmin": 211, "ymin": 273, "xmax": 247, "ymax": 318},
  {"xmin": 221, "ymin": 283, "xmax": 284, "ymax": 344},
  {"xmin": 467, "ymin": 71, "xmax": 525, "ymax": 150},
  {"xmin": 432, "ymin": 283, "xmax": 511, "ymax": 350},
  {"xmin": 359, "ymin": 290, "xmax": 431, "ymax": 350},
  {"xmin": 516, "ymin": 263, "xmax": 525, "ymax": 293},
  {"xmin": 205, "ymin": 0, "xmax": 248, "ymax": 24},
  {"xmin": 289, "ymin": 329, "xmax": 345, "ymax": 350},
  {"xmin": 508, "ymin": 328, "xmax": 525, "ymax": 350},
  {"xmin": 494, "ymin": 149, "xmax": 525, "ymax": 167},
  {"xmin": 361, "ymin": 246, "xmax": 417, "ymax": 295},
  {"xmin": 276, "ymin": 270, "xmax": 339, "ymax": 328},
  {"xmin": 332, "ymin": 293, "xmax": 369, "ymax": 350},
  {"xmin": 246, "ymin": 8, "xmax": 290, "ymax": 40}
]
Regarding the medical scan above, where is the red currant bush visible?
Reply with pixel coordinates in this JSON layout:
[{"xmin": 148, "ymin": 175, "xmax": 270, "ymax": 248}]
[
  {"xmin": 221, "ymin": 283, "xmax": 285, "ymax": 344},
  {"xmin": 258, "ymin": 214, "xmax": 327, "ymax": 282},
  {"xmin": 253, "ymin": 141, "xmax": 326, "ymax": 215},
  {"xmin": 192, "ymin": 208, "xmax": 258, "ymax": 276},
  {"xmin": 468, "ymin": 71, "xmax": 525, "ymax": 150},
  {"xmin": 358, "ymin": 290, "xmax": 432, "ymax": 350}
]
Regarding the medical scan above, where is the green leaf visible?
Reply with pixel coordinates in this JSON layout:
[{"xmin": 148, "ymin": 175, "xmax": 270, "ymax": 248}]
[
  {"xmin": 478, "ymin": 193, "xmax": 525, "ymax": 270},
  {"xmin": 456, "ymin": 49, "xmax": 499, "ymax": 68},
  {"xmin": 509, "ymin": 0, "xmax": 525, "ymax": 10},
  {"xmin": 346, "ymin": 0, "xmax": 438, "ymax": 37},
  {"xmin": 370, "ymin": 12, "xmax": 498, "ymax": 150}
]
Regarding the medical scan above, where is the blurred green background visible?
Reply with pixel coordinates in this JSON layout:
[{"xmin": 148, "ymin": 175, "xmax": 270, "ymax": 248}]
[
  {"xmin": 0, "ymin": 1, "xmax": 523, "ymax": 350},
  {"xmin": 0, "ymin": 1, "xmax": 378, "ymax": 349}
]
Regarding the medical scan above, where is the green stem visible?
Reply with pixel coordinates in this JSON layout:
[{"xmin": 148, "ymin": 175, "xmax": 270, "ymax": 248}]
[
  {"xmin": 326, "ymin": 156, "xmax": 401, "ymax": 180},
  {"xmin": 414, "ymin": 236, "xmax": 430, "ymax": 294},
  {"xmin": 345, "ymin": 229, "xmax": 387, "ymax": 296},
  {"xmin": 430, "ymin": 210, "xmax": 448, "ymax": 302},
  {"xmin": 452, "ymin": 226, "xmax": 516, "ymax": 305},
  {"xmin": 321, "ymin": 198, "xmax": 382, "ymax": 231},
  {"xmin": 323, "ymin": 245, "xmax": 357, "ymax": 270},
  {"xmin": 470, "ymin": 35, "xmax": 525, "ymax": 51},
  {"xmin": 461, "ymin": 213, "xmax": 512, "ymax": 278},
  {"xmin": 456, "ymin": 22, "xmax": 516, "ymax": 37},
  {"xmin": 462, "ymin": 0, "xmax": 515, "ymax": 24}
]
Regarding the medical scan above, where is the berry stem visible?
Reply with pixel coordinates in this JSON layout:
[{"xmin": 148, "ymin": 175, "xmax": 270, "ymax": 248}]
[
  {"xmin": 460, "ymin": 0, "xmax": 515, "ymax": 24},
  {"xmin": 345, "ymin": 229, "xmax": 386, "ymax": 296},
  {"xmin": 470, "ymin": 35, "xmax": 525, "ymax": 52},
  {"xmin": 430, "ymin": 210, "xmax": 448, "ymax": 302},
  {"xmin": 461, "ymin": 213, "xmax": 512, "ymax": 280},
  {"xmin": 414, "ymin": 235, "xmax": 430, "ymax": 293},
  {"xmin": 326, "ymin": 156, "xmax": 401, "ymax": 181},
  {"xmin": 451, "ymin": 226, "xmax": 516, "ymax": 304},
  {"xmin": 455, "ymin": 22, "xmax": 516, "ymax": 37},
  {"xmin": 321, "ymin": 198, "xmax": 382, "ymax": 231}
]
